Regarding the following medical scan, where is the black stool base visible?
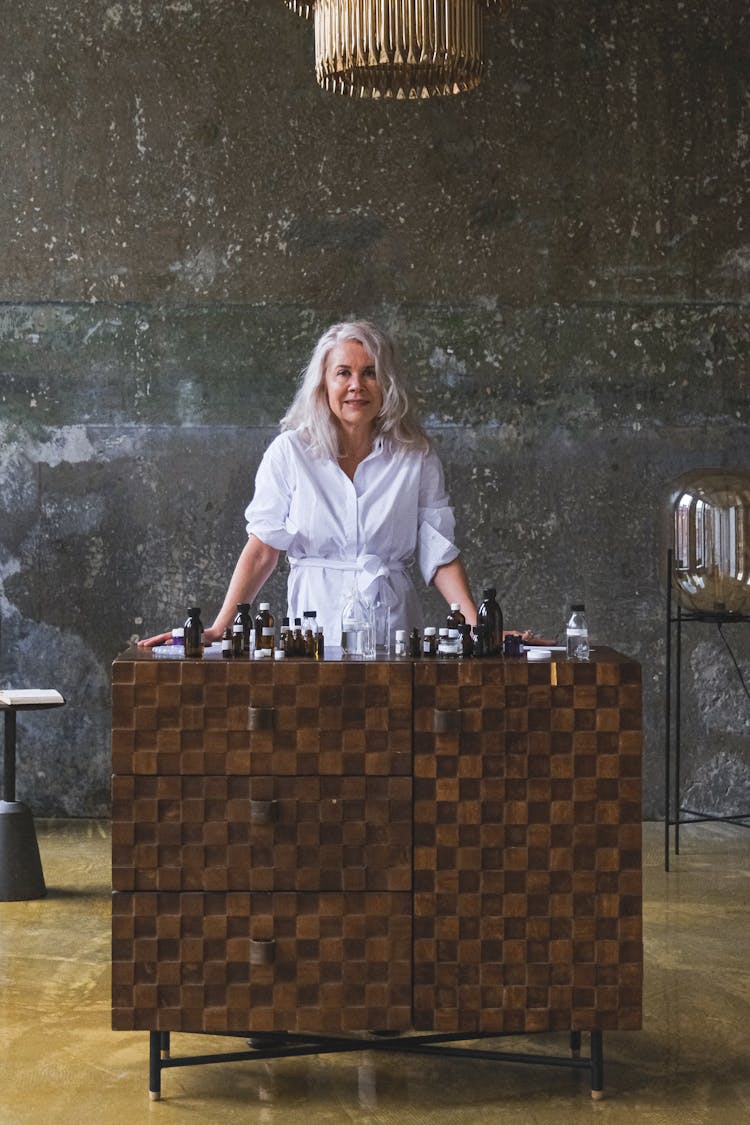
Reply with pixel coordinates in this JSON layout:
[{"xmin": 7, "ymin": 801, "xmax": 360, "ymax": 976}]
[{"xmin": 0, "ymin": 800, "xmax": 46, "ymax": 900}]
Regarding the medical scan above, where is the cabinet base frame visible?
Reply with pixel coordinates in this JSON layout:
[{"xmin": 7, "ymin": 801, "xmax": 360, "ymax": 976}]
[{"xmin": 147, "ymin": 1028, "xmax": 604, "ymax": 1102}]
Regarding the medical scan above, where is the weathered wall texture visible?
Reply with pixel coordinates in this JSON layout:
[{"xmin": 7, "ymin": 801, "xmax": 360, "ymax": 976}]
[{"xmin": 0, "ymin": 1, "xmax": 748, "ymax": 818}]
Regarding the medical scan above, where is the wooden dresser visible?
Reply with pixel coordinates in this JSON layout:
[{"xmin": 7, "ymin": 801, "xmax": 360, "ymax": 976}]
[{"xmin": 111, "ymin": 648, "xmax": 642, "ymax": 1038}]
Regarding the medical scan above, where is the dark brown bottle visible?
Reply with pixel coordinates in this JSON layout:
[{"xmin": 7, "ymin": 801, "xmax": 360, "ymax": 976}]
[
  {"xmin": 447, "ymin": 602, "xmax": 466, "ymax": 629},
  {"xmin": 476, "ymin": 587, "xmax": 503, "ymax": 656},
  {"xmin": 184, "ymin": 607, "xmax": 204, "ymax": 659}
]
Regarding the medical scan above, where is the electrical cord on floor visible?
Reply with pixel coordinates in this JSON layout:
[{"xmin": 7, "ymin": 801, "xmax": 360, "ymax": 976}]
[{"xmin": 717, "ymin": 622, "xmax": 750, "ymax": 702}]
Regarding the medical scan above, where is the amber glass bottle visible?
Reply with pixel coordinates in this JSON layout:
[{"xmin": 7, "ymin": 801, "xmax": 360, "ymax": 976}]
[
  {"xmin": 184, "ymin": 607, "xmax": 204, "ymax": 659},
  {"xmin": 477, "ymin": 588, "xmax": 503, "ymax": 656}
]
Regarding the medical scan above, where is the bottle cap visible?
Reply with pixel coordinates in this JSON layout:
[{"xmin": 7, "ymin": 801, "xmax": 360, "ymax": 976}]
[
  {"xmin": 395, "ymin": 630, "xmax": 406, "ymax": 640},
  {"xmin": 188, "ymin": 607, "xmax": 201, "ymax": 615},
  {"xmin": 450, "ymin": 603, "xmax": 460, "ymax": 611},
  {"xmin": 259, "ymin": 602, "xmax": 271, "ymax": 611},
  {"xmin": 482, "ymin": 588, "xmax": 496, "ymax": 599},
  {"xmin": 570, "ymin": 603, "xmax": 585, "ymax": 611},
  {"xmin": 303, "ymin": 610, "xmax": 316, "ymax": 617},
  {"xmin": 439, "ymin": 628, "xmax": 449, "ymax": 637},
  {"xmin": 425, "ymin": 627, "xmax": 436, "ymax": 636}
]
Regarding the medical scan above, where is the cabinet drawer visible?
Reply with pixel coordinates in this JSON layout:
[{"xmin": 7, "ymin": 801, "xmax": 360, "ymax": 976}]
[
  {"xmin": 112, "ymin": 774, "xmax": 412, "ymax": 892},
  {"xmin": 112, "ymin": 890, "xmax": 412, "ymax": 1034},
  {"xmin": 112, "ymin": 659, "xmax": 412, "ymax": 777}
]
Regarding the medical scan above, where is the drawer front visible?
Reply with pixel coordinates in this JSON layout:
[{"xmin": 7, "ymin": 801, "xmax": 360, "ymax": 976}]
[
  {"xmin": 112, "ymin": 891, "xmax": 412, "ymax": 1034},
  {"xmin": 112, "ymin": 659, "xmax": 412, "ymax": 777},
  {"xmin": 412, "ymin": 657, "xmax": 643, "ymax": 1034},
  {"xmin": 112, "ymin": 774, "xmax": 412, "ymax": 893}
]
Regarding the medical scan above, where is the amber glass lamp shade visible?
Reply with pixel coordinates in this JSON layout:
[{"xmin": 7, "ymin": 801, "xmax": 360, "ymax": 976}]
[{"xmin": 668, "ymin": 468, "xmax": 750, "ymax": 616}]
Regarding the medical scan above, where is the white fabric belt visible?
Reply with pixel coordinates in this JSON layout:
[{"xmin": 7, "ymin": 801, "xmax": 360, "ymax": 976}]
[{"xmin": 289, "ymin": 554, "xmax": 405, "ymax": 598}]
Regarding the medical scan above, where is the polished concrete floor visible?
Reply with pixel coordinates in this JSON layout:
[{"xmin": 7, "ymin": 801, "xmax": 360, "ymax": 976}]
[{"xmin": 0, "ymin": 819, "xmax": 748, "ymax": 1124}]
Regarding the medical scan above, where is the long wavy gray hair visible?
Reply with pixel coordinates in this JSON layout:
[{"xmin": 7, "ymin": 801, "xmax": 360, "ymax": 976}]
[{"xmin": 281, "ymin": 321, "xmax": 431, "ymax": 461}]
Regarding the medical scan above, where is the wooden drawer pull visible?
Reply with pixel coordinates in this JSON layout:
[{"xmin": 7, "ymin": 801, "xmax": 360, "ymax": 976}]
[
  {"xmin": 433, "ymin": 709, "xmax": 462, "ymax": 733},
  {"xmin": 250, "ymin": 799, "xmax": 279, "ymax": 825},
  {"xmin": 249, "ymin": 939, "xmax": 276, "ymax": 965},
  {"xmin": 247, "ymin": 707, "xmax": 275, "ymax": 730}
]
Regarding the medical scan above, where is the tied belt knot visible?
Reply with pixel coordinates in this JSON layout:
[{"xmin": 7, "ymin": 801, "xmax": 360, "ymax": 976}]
[{"xmin": 289, "ymin": 554, "xmax": 404, "ymax": 600}]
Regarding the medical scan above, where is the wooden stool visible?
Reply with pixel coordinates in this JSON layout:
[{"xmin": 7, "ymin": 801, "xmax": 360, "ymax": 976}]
[{"xmin": 1, "ymin": 693, "xmax": 65, "ymax": 901}]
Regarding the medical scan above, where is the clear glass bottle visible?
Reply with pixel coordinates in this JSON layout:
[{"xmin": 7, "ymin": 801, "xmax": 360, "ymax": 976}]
[
  {"xmin": 477, "ymin": 587, "xmax": 503, "ymax": 656},
  {"xmin": 184, "ymin": 607, "xmax": 204, "ymax": 659},
  {"xmin": 340, "ymin": 583, "xmax": 371, "ymax": 658},
  {"xmin": 566, "ymin": 604, "xmax": 590, "ymax": 661}
]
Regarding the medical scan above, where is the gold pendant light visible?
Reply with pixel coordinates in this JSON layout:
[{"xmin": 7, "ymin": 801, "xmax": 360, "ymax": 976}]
[{"xmin": 283, "ymin": 1, "xmax": 504, "ymax": 99}]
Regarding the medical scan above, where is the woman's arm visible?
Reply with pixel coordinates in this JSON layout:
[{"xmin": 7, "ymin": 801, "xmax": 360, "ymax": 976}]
[
  {"xmin": 432, "ymin": 557, "xmax": 477, "ymax": 626},
  {"xmin": 137, "ymin": 534, "xmax": 280, "ymax": 647}
]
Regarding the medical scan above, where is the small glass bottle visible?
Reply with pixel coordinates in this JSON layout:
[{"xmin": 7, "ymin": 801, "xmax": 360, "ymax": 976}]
[
  {"xmin": 235, "ymin": 603, "xmax": 253, "ymax": 655},
  {"xmin": 409, "ymin": 627, "xmax": 421, "ymax": 658},
  {"xmin": 171, "ymin": 626, "xmax": 185, "ymax": 649},
  {"xmin": 566, "ymin": 604, "xmax": 590, "ymax": 661},
  {"xmin": 460, "ymin": 623, "xmax": 474, "ymax": 658},
  {"xmin": 261, "ymin": 625, "xmax": 275, "ymax": 653},
  {"xmin": 293, "ymin": 617, "xmax": 304, "ymax": 656},
  {"xmin": 394, "ymin": 629, "xmax": 407, "ymax": 657},
  {"xmin": 447, "ymin": 602, "xmax": 466, "ymax": 629},
  {"xmin": 232, "ymin": 621, "xmax": 244, "ymax": 658},
  {"xmin": 221, "ymin": 627, "xmax": 233, "ymax": 659},
  {"xmin": 315, "ymin": 623, "xmax": 325, "ymax": 661},
  {"xmin": 477, "ymin": 587, "xmax": 503, "ymax": 656},
  {"xmin": 423, "ymin": 626, "xmax": 437, "ymax": 658},
  {"xmin": 255, "ymin": 602, "xmax": 274, "ymax": 650},
  {"xmin": 437, "ymin": 627, "xmax": 451, "ymax": 657},
  {"xmin": 184, "ymin": 607, "xmax": 204, "ymax": 659}
]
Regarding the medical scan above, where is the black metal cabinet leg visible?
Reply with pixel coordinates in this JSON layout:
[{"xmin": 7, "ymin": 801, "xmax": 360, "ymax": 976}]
[
  {"xmin": 160, "ymin": 1031, "xmax": 171, "ymax": 1059},
  {"xmin": 570, "ymin": 1030, "xmax": 581, "ymax": 1058},
  {"xmin": 590, "ymin": 1031, "xmax": 604, "ymax": 1100},
  {"xmin": 149, "ymin": 1032, "xmax": 162, "ymax": 1101}
]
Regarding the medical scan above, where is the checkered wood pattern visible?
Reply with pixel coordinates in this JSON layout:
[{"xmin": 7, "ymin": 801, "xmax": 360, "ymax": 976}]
[
  {"xmin": 112, "ymin": 648, "xmax": 642, "ymax": 1037},
  {"xmin": 112, "ymin": 773, "xmax": 412, "ymax": 893},
  {"xmin": 111, "ymin": 656, "xmax": 412, "ymax": 777},
  {"xmin": 111, "ymin": 891, "xmax": 412, "ymax": 1033},
  {"xmin": 412, "ymin": 655, "xmax": 643, "ymax": 1033}
]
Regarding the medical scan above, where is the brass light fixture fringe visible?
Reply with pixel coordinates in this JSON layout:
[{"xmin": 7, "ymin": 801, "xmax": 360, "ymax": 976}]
[{"xmin": 283, "ymin": 1, "xmax": 505, "ymax": 99}]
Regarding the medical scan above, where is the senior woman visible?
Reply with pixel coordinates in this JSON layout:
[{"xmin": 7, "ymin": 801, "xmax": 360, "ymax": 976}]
[{"xmin": 139, "ymin": 320, "xmax": 476, "ymax": 648}]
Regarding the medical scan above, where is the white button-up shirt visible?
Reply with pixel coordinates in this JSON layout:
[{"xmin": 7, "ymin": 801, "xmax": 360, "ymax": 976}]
[{"xmin": 244, "ymin": 429, "xmax": 459, "ymax": 642}]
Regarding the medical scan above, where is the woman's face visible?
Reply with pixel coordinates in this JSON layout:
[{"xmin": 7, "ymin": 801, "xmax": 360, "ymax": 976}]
[{"xmin": 324, "ymin": 339, "xmax": 383, "ymax": 434}]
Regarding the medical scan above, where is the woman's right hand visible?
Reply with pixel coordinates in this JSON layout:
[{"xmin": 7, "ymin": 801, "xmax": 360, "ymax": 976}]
[
  {"xmin": 137, "ymin": 630, "xmax": 173, "ymax": 649},
  {"xmin": 136, "ymin": 625, "xmax": 226, "ymax": 649}
]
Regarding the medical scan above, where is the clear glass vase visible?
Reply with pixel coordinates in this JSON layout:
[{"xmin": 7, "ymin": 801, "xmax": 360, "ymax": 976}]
[{"xmin": 668, "ymin": 468, "xmax": 750, "ymax": 616}]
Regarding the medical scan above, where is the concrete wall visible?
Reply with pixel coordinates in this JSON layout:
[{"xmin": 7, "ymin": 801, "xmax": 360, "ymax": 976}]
[{"xmin": 1, "ymin": 0, "xmax": 748, "ymax": 818}]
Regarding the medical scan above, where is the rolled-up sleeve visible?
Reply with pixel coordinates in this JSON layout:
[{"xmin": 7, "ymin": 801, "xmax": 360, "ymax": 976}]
[
  {"xmin": 417, "ymin": 450, "xmax": 460, "ymax": 585},
  {"xmin": 244, "ymin": 438, "xmax": 296, "ymax": 551}
]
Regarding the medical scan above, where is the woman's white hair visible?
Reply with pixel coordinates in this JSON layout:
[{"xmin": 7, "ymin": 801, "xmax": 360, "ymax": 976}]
[{"xmin": 281, "ymin": 321, "xmax": 431, "ymax": 460}]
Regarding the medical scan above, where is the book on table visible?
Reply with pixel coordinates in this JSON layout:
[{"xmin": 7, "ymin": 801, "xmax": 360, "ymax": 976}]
[{"xmin": 0, "ymin": 689, "xmax": 65, "ymax": 706}]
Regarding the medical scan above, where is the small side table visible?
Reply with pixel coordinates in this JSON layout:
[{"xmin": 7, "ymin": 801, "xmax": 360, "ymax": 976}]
[{"xmin": 1, "ymin": 696, "xmax": 65, "ymax": 901}]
